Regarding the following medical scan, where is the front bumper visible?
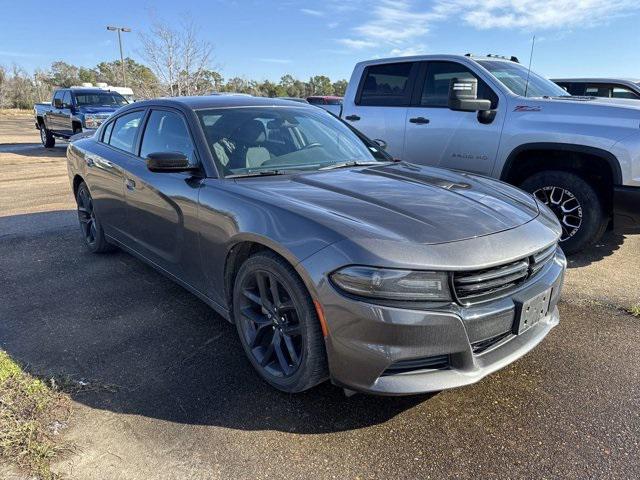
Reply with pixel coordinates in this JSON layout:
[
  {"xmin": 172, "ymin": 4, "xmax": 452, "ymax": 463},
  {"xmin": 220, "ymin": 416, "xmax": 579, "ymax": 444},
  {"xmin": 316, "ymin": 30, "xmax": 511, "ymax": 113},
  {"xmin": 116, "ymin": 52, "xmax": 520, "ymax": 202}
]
[
  {"xmin": 309, "ymin": 249, "xmax": 566, "ymax": 395},
  {"xmin": 614, "ymin": 185, "xmax": 640, "ymax": 233}
]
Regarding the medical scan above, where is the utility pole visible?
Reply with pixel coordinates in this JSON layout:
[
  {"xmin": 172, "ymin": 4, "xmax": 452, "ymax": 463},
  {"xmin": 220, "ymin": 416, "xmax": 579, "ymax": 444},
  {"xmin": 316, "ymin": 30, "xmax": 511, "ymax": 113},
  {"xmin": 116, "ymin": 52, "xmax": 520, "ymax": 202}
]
[{"xmin": 106, "ymin": 26, "xmax": 131, "ymax": 87}]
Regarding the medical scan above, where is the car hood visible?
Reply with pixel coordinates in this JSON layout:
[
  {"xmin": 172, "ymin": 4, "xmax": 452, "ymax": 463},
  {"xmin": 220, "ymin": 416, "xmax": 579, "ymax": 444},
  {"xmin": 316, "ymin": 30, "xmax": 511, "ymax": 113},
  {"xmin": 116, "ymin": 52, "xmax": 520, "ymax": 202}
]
[
  {"xmin": 237, "ymin": 163, "xmax": 539, "ymax": 245},
  {"xmin": 77, "ymin": 106, "xmax": 119, "ymax": 115}
]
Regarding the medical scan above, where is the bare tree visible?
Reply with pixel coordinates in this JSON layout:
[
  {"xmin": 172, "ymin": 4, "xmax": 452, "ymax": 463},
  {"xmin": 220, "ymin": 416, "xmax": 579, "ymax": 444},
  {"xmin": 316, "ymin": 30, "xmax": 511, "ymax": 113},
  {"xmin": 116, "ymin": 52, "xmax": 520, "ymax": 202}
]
[{"xmin": 139, "ymin": 16, "xmax": 214, "ymax": 96}]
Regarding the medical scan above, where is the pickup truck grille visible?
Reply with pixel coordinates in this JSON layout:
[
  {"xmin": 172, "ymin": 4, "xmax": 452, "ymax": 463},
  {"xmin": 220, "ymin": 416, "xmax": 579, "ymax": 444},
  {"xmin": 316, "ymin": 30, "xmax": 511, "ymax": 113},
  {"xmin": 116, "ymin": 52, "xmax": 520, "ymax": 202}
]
[{"xmin": 453, "ymin": 244, "xmax": 557, "ymax": 305}]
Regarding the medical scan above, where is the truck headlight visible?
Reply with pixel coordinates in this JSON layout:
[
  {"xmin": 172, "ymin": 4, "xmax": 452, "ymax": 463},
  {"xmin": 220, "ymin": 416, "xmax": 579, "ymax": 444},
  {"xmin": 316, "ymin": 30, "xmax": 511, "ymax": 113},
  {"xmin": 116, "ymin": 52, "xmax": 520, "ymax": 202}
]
[
  {"xmin": 330, "ymin": 266, "xmax": 451, "ymax": 301},
  {"xmin": 84, "ymin": 115, "xmax": 98, "ymax": 129}
]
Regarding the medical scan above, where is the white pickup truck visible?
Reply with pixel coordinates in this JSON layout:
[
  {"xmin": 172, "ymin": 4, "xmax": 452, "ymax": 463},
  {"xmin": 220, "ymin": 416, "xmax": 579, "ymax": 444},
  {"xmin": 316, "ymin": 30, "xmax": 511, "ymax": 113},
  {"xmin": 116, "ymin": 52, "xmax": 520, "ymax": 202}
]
[{"xmin": 341, "ymin": 54, "xmax": 640, "ymax": 253}]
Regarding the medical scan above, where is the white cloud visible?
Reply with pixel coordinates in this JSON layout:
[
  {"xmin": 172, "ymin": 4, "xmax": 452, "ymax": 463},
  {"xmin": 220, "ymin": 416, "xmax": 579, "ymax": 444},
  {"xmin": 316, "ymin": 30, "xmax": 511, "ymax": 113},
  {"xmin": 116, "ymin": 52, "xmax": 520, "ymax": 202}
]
[
  {"xmin": 336, "ymin": 38, "xmax": 378, "ymax": 50},
  {"xmin": 335, "ymin": 0, "xmax": 640, "ymax": 55},
  {"xmin": 300, "ymin": 8, "xmax": 324, "ymax": 17},
  {"xmin": 434, "ymin": 0, "xmax": 640, "ymax": 30},
  {"xmin": 389, "ymin": 45, "xmax": 427, "ymax": 57},
  {"xmin": 257, "ymin": 58, "xmax": 292, "ymax": 64}
]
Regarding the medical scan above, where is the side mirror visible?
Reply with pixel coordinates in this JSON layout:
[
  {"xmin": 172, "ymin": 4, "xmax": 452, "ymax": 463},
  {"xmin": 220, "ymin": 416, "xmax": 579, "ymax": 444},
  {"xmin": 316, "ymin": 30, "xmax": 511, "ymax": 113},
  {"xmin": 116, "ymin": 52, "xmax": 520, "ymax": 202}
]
[
  {"xmin": 447, "ymin": 78, "xmax": 492, "ymax": 112},
  {"xmin": 146, "ymin": 152, "xmax": 196, "ymax": 173},
  {"xmin": 53, "ymin": 98, "xmax": 63, "ymax": 109},
  {"xmin": 372, "ymin": 138, "xmax": 387, "ymax": 150}
]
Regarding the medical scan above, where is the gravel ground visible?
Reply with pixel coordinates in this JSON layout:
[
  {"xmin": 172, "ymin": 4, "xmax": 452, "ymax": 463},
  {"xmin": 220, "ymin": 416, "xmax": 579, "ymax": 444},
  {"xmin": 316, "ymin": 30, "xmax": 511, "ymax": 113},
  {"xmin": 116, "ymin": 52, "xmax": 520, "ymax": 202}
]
[{"xmin": 1, "ymin": 115, "xmax": 638, "ymax": 479}]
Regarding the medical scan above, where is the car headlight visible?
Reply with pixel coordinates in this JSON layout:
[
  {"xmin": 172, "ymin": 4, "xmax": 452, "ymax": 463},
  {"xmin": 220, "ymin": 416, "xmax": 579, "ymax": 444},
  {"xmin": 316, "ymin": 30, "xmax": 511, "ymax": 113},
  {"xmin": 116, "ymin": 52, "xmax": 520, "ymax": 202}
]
[
  {"xmin": 84, "ymin": 115, "xmax": 98, "ymax": 129},
  {"xmin": 330, "ymin": 266, "xmax": 451, "ymax": 301}
]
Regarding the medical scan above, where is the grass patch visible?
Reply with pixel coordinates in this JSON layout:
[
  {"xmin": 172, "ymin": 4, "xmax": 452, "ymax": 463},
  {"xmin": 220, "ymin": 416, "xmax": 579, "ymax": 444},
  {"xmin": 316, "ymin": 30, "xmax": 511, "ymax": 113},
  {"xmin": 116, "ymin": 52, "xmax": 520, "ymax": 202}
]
[
  {"xmin": 0, "ymin": 350, "xmax": 71, "ymax": 479},
  {"xmin": 0, "ymin": 108, "xmax": 32, "ymax": 116},
  {"xmin": 628, "ymin": 304, "xmax": 640, "ymax": 318}
]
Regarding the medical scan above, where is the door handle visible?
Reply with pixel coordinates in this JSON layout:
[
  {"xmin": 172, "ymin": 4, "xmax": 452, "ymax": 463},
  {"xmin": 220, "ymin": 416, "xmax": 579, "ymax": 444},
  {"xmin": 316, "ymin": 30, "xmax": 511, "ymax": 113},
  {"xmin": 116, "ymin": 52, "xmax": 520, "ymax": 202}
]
[
  {"xmin": 345, "ymin": 115, "xmax": 360, "ymax": 121},
  {"xmin": 125, "ymin": 179, "xmax": 136, "ymax": 191},
  {"xmin": 409, "ymin": 117, "xmax": 430, "ymax": 124}
]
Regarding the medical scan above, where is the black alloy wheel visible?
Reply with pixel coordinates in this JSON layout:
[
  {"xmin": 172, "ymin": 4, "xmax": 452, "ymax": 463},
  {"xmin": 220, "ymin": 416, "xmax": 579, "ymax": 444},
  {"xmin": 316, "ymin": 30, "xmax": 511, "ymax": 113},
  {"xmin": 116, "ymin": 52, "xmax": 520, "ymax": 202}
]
[
  {"xmin": 238, "ymin": 269, "xmax": 304, "ymax": 378},
  {"xmin": 233, "ymin": 252, "xmax": 328, "ymax": 393},
  {"xmin": 75, "ymin": 182, "xmax": 114, "ymax": 253}
]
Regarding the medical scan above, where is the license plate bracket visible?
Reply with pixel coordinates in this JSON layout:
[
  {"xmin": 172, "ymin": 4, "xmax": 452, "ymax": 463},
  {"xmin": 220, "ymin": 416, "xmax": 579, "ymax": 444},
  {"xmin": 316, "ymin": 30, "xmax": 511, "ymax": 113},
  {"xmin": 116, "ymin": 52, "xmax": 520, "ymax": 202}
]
[{"xmin": 515, "ymin": 288, "xmax": 552, "ymax": 334}]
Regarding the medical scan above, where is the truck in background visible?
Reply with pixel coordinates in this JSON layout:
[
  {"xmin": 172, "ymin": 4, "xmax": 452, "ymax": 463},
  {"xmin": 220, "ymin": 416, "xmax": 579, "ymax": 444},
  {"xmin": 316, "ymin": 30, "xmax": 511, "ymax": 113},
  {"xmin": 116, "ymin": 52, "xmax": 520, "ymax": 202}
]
[
  {"xmin": 341, "ymin": 54, "xmax": 640, "ymax": 253},
  {"xmin": 34, "ymin": 87, "xmax": 128, "ymax": 147}
]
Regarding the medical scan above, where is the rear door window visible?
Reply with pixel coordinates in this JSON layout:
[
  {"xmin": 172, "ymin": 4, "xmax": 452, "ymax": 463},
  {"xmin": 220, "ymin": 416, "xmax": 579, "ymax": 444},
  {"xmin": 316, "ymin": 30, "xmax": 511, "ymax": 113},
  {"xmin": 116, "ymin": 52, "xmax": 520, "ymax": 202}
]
[
  {"xmin": 140, "ymin": 110, "xmax": 196, "ymax": 163},
  {"xmin": 612, "ymin": 86, "xmax": 640, "ymax": 99},
  {"xmin": 357, "ymin": 62, "xmax": 416, "ymax": 106},
  {"xmin": 108, "ymin": 110, "xmax": 145, "ymax": 154}
]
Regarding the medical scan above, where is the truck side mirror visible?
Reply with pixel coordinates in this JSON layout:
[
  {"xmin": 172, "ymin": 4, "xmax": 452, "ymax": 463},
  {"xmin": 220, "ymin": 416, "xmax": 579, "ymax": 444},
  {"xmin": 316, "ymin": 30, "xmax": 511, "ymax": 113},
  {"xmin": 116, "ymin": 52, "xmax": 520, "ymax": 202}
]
[
  {"xmin": 53, "ymin": 98, "xmax": 63, "ymax": 109},
  {"xmin": 447, "ymin": 78, "xmax": 492, "ymax": 113}
]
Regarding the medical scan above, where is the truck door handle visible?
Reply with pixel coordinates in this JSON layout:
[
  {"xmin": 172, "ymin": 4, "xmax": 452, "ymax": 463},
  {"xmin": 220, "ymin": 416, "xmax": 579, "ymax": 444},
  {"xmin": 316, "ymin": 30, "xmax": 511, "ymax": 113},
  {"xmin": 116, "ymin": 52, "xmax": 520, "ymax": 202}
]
[
  {"xmin": 345, "ymin": 115, "xmax": 360, "ymax": 121},
  {"xmin": 409, "ymin": 117, "xmax": 430, "ymax": 124},
  {"xmin": 125, "ymin": 179, "xmax": 136, "ymax": 191}
]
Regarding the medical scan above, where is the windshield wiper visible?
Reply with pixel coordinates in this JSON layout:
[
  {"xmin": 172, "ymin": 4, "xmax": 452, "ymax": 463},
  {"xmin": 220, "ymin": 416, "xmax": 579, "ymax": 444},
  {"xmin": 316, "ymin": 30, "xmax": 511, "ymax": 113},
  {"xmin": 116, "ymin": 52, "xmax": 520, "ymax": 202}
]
[
  {"xmin": 319, "ymin": 160, "xmax": 384, "ymax": 170},
  {"xmin": 226, "ymin": 169, "xmax": 294, "ymax": 179}
]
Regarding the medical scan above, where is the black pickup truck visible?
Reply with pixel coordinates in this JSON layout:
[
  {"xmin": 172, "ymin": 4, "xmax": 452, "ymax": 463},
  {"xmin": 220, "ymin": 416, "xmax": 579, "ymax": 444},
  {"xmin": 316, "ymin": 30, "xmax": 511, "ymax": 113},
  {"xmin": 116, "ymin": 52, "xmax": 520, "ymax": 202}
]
[{"xmin": 34, "ymin": 88, "xmax": 128, "ymax": 147}]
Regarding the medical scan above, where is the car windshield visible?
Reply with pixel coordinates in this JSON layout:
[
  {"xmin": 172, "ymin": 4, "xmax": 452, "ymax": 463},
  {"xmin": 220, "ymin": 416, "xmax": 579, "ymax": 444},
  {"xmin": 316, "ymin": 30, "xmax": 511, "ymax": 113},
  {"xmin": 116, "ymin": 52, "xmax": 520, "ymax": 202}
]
[
  {"xmin": 477, "ymin": 60, "xmax": 570, "ymax": 98},
  {"xmin": 197, "ymin": 106, "xmax": 386, "ymax": 177},
  {"xmin": 75, "ymin": 91, "xmax": 128, "ymax": 107}
]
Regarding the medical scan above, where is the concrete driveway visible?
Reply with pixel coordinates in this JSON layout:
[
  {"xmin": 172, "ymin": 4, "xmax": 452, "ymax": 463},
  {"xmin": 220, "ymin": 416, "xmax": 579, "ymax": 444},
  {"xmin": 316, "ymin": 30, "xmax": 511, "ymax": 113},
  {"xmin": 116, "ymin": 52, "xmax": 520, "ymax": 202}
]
[{"xmin": 1, "ymin": 115, "xmax": 638, "ymax": 479}]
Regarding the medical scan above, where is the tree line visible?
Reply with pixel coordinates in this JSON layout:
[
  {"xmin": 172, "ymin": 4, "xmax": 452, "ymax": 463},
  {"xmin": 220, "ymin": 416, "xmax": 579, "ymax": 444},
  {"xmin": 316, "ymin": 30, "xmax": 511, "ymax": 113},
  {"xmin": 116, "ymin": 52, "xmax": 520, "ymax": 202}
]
[
  {"xmin": 0, "ymin": 17, "xmax": 348, "ymax": 110},
  {"xmin": 0, "ymin": 18, "xmax": 347, "ymax": 110}
]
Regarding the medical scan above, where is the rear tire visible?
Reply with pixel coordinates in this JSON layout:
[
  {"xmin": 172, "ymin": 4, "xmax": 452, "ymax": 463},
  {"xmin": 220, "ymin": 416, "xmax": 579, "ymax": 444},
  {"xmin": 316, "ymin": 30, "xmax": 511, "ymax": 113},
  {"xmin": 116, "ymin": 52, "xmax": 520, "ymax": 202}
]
[
  {"xmin": 76, "ymin": 182, "xmax": 115, "ymax": 254},
  {"xmin": 521, "ymin": 171, "xmax": 607, "ymax": 254},
  {"xmin": 233, "ymin": 251, "xmax": 328, "ymax": 393},
  {"xmin": 40, "ymin": 126, "xmax": 55, "ymax": 148}
]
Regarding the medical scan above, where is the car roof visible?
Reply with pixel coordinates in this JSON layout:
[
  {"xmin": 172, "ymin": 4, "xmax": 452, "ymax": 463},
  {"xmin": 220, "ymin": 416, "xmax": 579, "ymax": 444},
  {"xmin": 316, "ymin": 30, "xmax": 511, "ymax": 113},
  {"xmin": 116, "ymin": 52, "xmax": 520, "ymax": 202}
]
[
  {"xmin": 130, "ymin": 95, "xmax": 318, "ymax": 110},
  {"xmin": 353, "ymin": 54, "xmax": 516, "ymax": 69},
  {"xmin": 551, "ymin": 78, "xmax": 640, "ymax": 85}
]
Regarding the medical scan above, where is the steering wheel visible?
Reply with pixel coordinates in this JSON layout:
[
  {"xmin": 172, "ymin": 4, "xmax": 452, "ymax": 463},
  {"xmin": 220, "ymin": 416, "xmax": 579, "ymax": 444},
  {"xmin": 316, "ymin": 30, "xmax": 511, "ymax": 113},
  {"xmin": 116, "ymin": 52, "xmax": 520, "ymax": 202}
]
[{"xmin": 300, "ymin": 142, "xmax": 322, "ymax": 151}]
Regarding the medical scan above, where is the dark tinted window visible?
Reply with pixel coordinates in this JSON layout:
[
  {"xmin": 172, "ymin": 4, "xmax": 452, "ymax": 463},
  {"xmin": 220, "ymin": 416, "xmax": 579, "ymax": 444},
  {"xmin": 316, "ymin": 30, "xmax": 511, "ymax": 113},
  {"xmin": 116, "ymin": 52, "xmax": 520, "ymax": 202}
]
[
  {"xmin": 108, "ymin": 110, "xmax": 144, "ymax": 153},
  {"xmin": 75, "ymin": 91, "xmax": 127, "ymax": 107},
  {"xmin": 358, "ymin": 62, "xmax": 415, "ymax": 106},
  {"xmin": 140, "ymin": 110, "xmax": 195, "ymax": 162},
  {"xmin": 421, "ymin": 62, "xmax": 498, "ymax": 108},
  {"xmin": 326, "ymin": 98, "xmax": 342, "ymax": 105},
  {"xmin": 612, "ymin": 86, "xmax": 639, "ymax": 99},
  {"xmin": 307, "ymin": 97, "xmax": 323, "ymax": 105},
  {"xmin": 62, "ymin": 91, "xmax": 72, "ymax": 108}
]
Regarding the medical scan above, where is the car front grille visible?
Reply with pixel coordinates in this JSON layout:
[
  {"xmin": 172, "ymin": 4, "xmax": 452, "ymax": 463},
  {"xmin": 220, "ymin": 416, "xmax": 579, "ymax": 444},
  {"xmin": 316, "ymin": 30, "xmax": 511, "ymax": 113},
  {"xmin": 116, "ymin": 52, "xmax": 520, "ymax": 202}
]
[
  {"xmin": 453, "ymin": 244, "xmax": 557, "ymax": 305},
  {"xmin": 381, "ymin": 354, "xmax": 450, "ymax": 376}
]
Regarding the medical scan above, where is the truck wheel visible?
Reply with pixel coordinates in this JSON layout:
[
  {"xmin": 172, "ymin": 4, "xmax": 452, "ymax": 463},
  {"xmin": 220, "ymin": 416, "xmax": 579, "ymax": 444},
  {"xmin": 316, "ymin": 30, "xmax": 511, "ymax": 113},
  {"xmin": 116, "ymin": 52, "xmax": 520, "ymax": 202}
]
[
  {"xmin": 40, "ymin": 126, "xmax": 55, "ymax": 148},
  {"xmin": 521, "ymin": 171, "xmax": 607, "ymax": 255}
]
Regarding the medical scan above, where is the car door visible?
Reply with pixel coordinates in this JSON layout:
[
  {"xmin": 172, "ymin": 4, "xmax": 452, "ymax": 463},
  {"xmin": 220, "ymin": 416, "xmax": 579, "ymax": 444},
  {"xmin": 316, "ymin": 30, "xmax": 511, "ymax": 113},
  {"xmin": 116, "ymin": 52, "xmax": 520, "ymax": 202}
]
[
  {"xmin": 342, "ymin": 61, "xmax": 418, "ymax": 160},
  {"xmin": 123, "ymin": 107, "xmax": 204, "ymax": 285},
  {"xmin": 89, "ymin": 109, "xmax": 146, "ymax": 241},
  {"xmin": 60, "ymin": 90, "xmax": 74, "ymax": 136},
  {"xmin": 48, "ymin": 90, "xmax": 65, "ymax": 132},
  {"xmin": 403, "ymin": 61, "xmax": 505, "ymax": 175}
]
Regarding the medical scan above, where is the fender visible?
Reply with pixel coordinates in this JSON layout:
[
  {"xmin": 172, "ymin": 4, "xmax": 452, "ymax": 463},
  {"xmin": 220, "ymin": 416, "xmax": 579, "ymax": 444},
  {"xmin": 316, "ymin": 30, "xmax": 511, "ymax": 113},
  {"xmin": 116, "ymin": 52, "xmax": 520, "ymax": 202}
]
[{"xmin": 500, "ymin": 142, "xmax": 622, "ymax": 185}]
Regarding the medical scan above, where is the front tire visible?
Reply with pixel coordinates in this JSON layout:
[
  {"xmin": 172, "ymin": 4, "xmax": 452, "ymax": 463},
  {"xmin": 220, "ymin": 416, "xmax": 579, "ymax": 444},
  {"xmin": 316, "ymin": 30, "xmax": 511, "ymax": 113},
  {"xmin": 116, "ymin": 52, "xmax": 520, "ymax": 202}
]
[
  {"xmin": 40, "ymin": 126, "xmax": 55, "ymax": 148},
  {"xmin": 233, "ymin": 251, "xmax": 328, "ymax": 393},
  {"xmin": 521, "ymin": 171, "xmax": 607, "ymax": 254},
  {"xmin": 76, "ymin": 182, "xmax": 114, "ymax": 253}
]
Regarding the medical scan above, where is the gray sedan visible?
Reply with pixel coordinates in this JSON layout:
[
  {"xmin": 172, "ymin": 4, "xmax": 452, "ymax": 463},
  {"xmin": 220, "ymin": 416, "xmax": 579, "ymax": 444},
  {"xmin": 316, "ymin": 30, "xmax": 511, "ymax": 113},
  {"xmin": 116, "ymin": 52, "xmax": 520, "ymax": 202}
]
[{"xmin": 66, "ymin": 96, "xmax": 566, "ymax": 395}]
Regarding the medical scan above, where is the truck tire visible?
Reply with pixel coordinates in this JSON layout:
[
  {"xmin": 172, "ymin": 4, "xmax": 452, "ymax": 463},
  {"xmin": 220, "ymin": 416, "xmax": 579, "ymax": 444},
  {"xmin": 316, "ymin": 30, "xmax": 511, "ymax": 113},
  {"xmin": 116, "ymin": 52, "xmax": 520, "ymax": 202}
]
[
  {"xmin": 40, "ymin": 126, "xmax": 55, "ymax": 148},
  {"xmin": 521, "ymin": 171, "xmax": 607, "ymax": 255}
]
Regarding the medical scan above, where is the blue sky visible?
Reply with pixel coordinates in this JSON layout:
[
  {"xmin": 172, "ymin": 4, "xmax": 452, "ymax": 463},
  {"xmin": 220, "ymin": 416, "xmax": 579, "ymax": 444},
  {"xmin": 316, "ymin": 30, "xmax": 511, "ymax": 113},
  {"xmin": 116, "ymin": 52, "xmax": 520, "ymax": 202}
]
[{"xmin": 2, "ymin": 0, "xmax": 639, "ymax": 82}]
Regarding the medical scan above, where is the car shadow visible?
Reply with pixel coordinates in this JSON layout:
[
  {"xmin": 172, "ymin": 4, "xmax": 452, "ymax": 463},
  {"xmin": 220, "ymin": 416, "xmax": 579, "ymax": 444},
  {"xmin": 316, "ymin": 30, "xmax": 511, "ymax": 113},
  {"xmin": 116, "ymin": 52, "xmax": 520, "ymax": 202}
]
[
  {"xmin": 0, "ymin": 143, "xmax": 67, "ymax": 157},
  {"xmin": 0, "ymin": 211, "xmax": 429, "ymax": 434},
  {"xmin": 566, "ymin": 230, "xmax": 626, "ymax": 268}
]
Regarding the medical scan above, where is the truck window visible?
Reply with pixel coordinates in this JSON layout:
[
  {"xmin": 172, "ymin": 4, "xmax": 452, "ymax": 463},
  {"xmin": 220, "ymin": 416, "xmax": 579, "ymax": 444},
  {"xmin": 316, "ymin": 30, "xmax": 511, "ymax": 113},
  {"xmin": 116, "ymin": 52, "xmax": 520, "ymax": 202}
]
[
  {"xmin": 53, "ymin": 90, "xmax": 64, "ymax": 105},
  {"xmin": 107, "ymin": 110, "xmax": 145, "ymax": 154},
  {"xmin": 62, "ymin": 91, "xmax": 72, "ymax": 108},
  {"xmin": 420, "ymin": 62, "xmax": 498, "ymax": 109},
  {"xmin": 358, "ymin": 62, "xmax": 415, "ymax": 107},
  {"xmin": 140, "ymin": 110, "xmax": 195, "ymax": 163},
  {"xmin": 612, "ymin": 86, "xmax": 639, "ymax": 99}
]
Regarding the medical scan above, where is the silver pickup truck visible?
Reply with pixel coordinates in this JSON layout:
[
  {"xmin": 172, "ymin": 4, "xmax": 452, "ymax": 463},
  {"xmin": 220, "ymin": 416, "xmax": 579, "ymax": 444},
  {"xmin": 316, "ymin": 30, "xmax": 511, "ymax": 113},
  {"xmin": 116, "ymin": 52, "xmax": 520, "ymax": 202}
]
[{"xmin": 341, "ymin": 54, "xmax": 640, "ymax": 253}]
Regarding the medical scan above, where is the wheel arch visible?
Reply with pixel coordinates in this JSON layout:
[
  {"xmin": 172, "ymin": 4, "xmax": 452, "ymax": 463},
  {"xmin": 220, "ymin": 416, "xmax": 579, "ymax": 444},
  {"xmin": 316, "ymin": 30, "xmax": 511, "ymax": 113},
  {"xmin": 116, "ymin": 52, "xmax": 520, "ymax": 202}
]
[
  {"xmin": 222, "ymin": 235, "xmax": 320, "ymax": 323},
  {"xmin": 72, "ymin": 174, "xmax": 85, "ymax": 198},
  {"xmin": 500, "ymin": 143, "xmax": 622, "ymax": 212}
]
